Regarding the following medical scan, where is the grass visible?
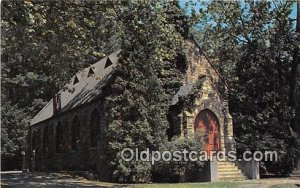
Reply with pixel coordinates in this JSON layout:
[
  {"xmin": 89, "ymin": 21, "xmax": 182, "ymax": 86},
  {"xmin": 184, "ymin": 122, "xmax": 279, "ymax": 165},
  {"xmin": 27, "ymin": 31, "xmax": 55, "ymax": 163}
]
[
  {"xmin": 132, "ymin": 182, "xmax": 248, "ymax": 188},
  {"xmin": 131, "ymin": 181, "xmax": 300, "ymax": 188},
  {"xmin": 269, "ymin": 184, "xmax": 299, "ymax": 188},
  {"xmin": 75, "ymin": 179, "xmax": 300, "ymax": 188}
]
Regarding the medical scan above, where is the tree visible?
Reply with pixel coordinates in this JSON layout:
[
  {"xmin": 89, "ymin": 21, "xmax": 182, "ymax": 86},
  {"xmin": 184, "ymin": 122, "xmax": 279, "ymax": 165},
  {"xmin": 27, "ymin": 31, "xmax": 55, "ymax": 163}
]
[
  {"xmin": 291, "ymin": 1, "xmax": 300, "ymax": 135},
  {"xmin": 1, "ymin": 0, "xmax": 121, "ymax": 170},
  {"xmin": 193, "ymin": 0, "xmax": 299, "ymax": 175},
  {"xmin": 1, "ymin": 103, "xmax": 30, "ymax": 170},
  {"xmin": 103, "ymin": 1, "xmax": 188, "ymax": 182},
  {"xmin": 1, "ymin": 0, "xmax": 192, "ymax": 178},
  {"xmin": 1, "ymin": 0, "xmax": 121, "ymax": 113}
]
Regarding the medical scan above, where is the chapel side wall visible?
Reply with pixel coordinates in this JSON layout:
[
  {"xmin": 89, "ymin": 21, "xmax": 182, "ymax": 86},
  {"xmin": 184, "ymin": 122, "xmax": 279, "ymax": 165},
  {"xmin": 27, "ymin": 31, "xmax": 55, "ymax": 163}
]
[{"xmin": 28, "ymin": 99, "xmax": 110, "ymax": 179}]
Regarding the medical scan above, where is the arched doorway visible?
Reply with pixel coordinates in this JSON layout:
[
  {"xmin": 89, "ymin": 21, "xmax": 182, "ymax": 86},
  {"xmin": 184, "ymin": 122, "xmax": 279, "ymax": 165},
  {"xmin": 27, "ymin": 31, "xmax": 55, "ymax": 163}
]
[{"xmin": 194, "ymin": 109, "xmax": 221, "ymax": 153}]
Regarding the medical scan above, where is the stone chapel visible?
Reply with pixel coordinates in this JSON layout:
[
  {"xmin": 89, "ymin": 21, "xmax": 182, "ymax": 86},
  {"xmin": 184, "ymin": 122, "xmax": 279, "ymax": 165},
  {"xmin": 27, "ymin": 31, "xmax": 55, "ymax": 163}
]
[{"xmin": 26, "ymin": 38, "xmax": 256, "ymax": 181}]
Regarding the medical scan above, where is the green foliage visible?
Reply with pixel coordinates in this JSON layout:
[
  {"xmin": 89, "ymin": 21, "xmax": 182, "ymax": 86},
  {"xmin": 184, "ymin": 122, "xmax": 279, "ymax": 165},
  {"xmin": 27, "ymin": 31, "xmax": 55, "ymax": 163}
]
[
  {"xmin": 193, "ymin": 1, "xmax": 299, "ymax": 175},
  {"xmin": 1, "ymin": 0, "xmax": 190, "ymax": 178},
  {"xmin": 153, "ymin": 134, "xmax": 203, "ymax": 183},
  {"xmin": 103, "ymin": 1, "xmax": 187, "ymax": 183},
  {"xmin": 183, "ymin": 76, "xmax": 206, "ymax": 111},
  {"xmin": 1, "ymin": 0, "xmax": 121, "ymax": 169},
  {"xmin": 1, "ymin": 0, "xmax": 121, "ymax": 115},
  {"xmin": 3, "ymin": 0, "xmax": 298, "ymax": 180},
  {"xmin": 1, "ymin": 102, "xmax": 30, "ymax": 170}
]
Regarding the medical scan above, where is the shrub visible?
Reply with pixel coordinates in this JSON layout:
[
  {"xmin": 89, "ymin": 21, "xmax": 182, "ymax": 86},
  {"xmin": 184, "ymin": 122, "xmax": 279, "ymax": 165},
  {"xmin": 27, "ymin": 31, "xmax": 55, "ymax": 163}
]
[{"xmin": 152, "ymin": 132, "xmax": 204, "ymax": 182}]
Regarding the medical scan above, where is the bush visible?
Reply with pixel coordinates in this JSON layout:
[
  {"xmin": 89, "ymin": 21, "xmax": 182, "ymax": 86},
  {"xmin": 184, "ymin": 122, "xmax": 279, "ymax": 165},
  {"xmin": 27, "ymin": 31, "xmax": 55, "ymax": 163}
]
[
  {"xmin": 1, "ymin": 102, "xmax": 30, "ymax": 170},
  {"xmin": 152, "ymin": 133, "xmax": 204, "ymax": 182}
]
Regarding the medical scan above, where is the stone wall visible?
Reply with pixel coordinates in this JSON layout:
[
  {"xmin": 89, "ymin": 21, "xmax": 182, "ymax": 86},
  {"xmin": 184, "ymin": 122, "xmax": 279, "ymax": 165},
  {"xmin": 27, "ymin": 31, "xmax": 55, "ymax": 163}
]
[
  {"xmin": 182, "ymin": 78, "xmax": 234, "ymax": 152},
  {"xmin": 28, "ymin": 99, "xmax": 110, "ymax": 180},
  {"xmin": 184, "ymin": 40, "xmax": 222, "ymax": 86},
  {"xmin": 177, "ymin": 40, "xmax": 234, "ymax": 152}
]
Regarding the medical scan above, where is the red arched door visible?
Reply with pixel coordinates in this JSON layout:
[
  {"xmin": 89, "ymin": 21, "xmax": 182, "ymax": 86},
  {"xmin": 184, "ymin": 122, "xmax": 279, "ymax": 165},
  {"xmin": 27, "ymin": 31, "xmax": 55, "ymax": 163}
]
[{"xmin": 194, "ymin": 109, "xmax": 220, "ymax": 153}]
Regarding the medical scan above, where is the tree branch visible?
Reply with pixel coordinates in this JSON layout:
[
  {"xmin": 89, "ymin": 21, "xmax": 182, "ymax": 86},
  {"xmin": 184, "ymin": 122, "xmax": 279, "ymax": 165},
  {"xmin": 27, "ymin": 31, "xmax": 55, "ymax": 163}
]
[{"xmin": 219, "ymin": 2, "xmax": 252, "ymax": 44}]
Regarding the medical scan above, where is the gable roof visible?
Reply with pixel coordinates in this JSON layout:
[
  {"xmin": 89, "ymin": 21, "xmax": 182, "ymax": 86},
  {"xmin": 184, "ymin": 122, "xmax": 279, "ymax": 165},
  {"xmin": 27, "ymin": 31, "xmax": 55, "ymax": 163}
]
[{"xmin": 30, "ymin": 50, "xmax": 120, "ymax": 126}]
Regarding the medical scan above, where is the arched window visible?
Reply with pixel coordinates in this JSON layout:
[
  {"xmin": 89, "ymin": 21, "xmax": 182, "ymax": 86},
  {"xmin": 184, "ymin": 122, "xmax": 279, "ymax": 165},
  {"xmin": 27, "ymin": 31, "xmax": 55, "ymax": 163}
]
[
  {"xmin": 32, "ymin": 131, "xmax": 38, "ymax": 151},
  {"xmin": 31, "ymin": 131, "xmax": 40, "ymax": 171},
  {"xmin": 55, "ymin": 122, "xmax": 63, "ymax": 153},
  {"xmin": 43, "ymin": 126, "xmax": 49, "ymax": 153},
  {"xmin": 90, "ymin": 109, "xmax": 100, "ymax": 147},
  {"xmin": 71, "ymin": 116, "xmax": 80, "ymax": 150}
]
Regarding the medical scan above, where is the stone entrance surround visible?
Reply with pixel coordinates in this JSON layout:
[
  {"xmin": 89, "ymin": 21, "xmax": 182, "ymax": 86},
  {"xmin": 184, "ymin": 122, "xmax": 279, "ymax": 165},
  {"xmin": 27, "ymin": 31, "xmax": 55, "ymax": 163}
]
[{"xmin": 181, "ymin": 78, "xmax": 235, "ymax": 153}]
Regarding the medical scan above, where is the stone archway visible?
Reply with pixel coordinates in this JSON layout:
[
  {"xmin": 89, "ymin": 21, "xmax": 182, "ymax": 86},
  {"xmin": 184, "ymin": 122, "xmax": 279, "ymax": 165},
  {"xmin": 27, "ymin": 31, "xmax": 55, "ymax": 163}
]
[{"xmin": 194, "ymin": 109, "xmax": 221, "ymax": 153}]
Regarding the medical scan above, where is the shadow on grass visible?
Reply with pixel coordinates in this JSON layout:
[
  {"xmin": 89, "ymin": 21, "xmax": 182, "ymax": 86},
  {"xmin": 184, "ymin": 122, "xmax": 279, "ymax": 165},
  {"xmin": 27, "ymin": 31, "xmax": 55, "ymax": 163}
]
[
  {"xmin": 269, "ymin": 184, "xmax": 300, "ymax": 188},
  {"xmin": 1, "ymin": 172, "xmax": 129, "ymax": 188}
]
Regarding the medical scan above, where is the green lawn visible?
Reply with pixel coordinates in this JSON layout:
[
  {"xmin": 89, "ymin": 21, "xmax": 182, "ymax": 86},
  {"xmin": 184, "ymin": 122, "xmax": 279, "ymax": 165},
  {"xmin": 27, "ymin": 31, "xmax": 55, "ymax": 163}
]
[
  {"xmin": 133, "ymin": 182, "xmax": 247, "ymax": 188},
  {"xmin": 131, "ymin": 182, "xmax": 299, "ymax": 188},
  {"xmin": 269, "ymin": 184, "xmax": 299, "ymax": 188}
]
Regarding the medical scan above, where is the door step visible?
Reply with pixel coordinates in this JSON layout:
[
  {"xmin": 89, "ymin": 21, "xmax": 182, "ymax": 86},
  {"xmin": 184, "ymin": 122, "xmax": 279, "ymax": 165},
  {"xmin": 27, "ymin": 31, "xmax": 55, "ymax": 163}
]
[
  {"xmin": 217, "ymin": 161, "xmax": 247, "ymax": 181},
  {"xmin": 291, "ymin": 171, "xmax": 300, "ymax": 177}
]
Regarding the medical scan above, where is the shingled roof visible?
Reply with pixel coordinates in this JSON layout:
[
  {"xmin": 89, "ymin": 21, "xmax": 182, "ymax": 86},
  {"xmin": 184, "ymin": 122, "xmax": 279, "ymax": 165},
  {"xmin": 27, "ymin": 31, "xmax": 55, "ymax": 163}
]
[{"xmin": 30, "ymin": 50, "xmax": 120, "ymax": 126}]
